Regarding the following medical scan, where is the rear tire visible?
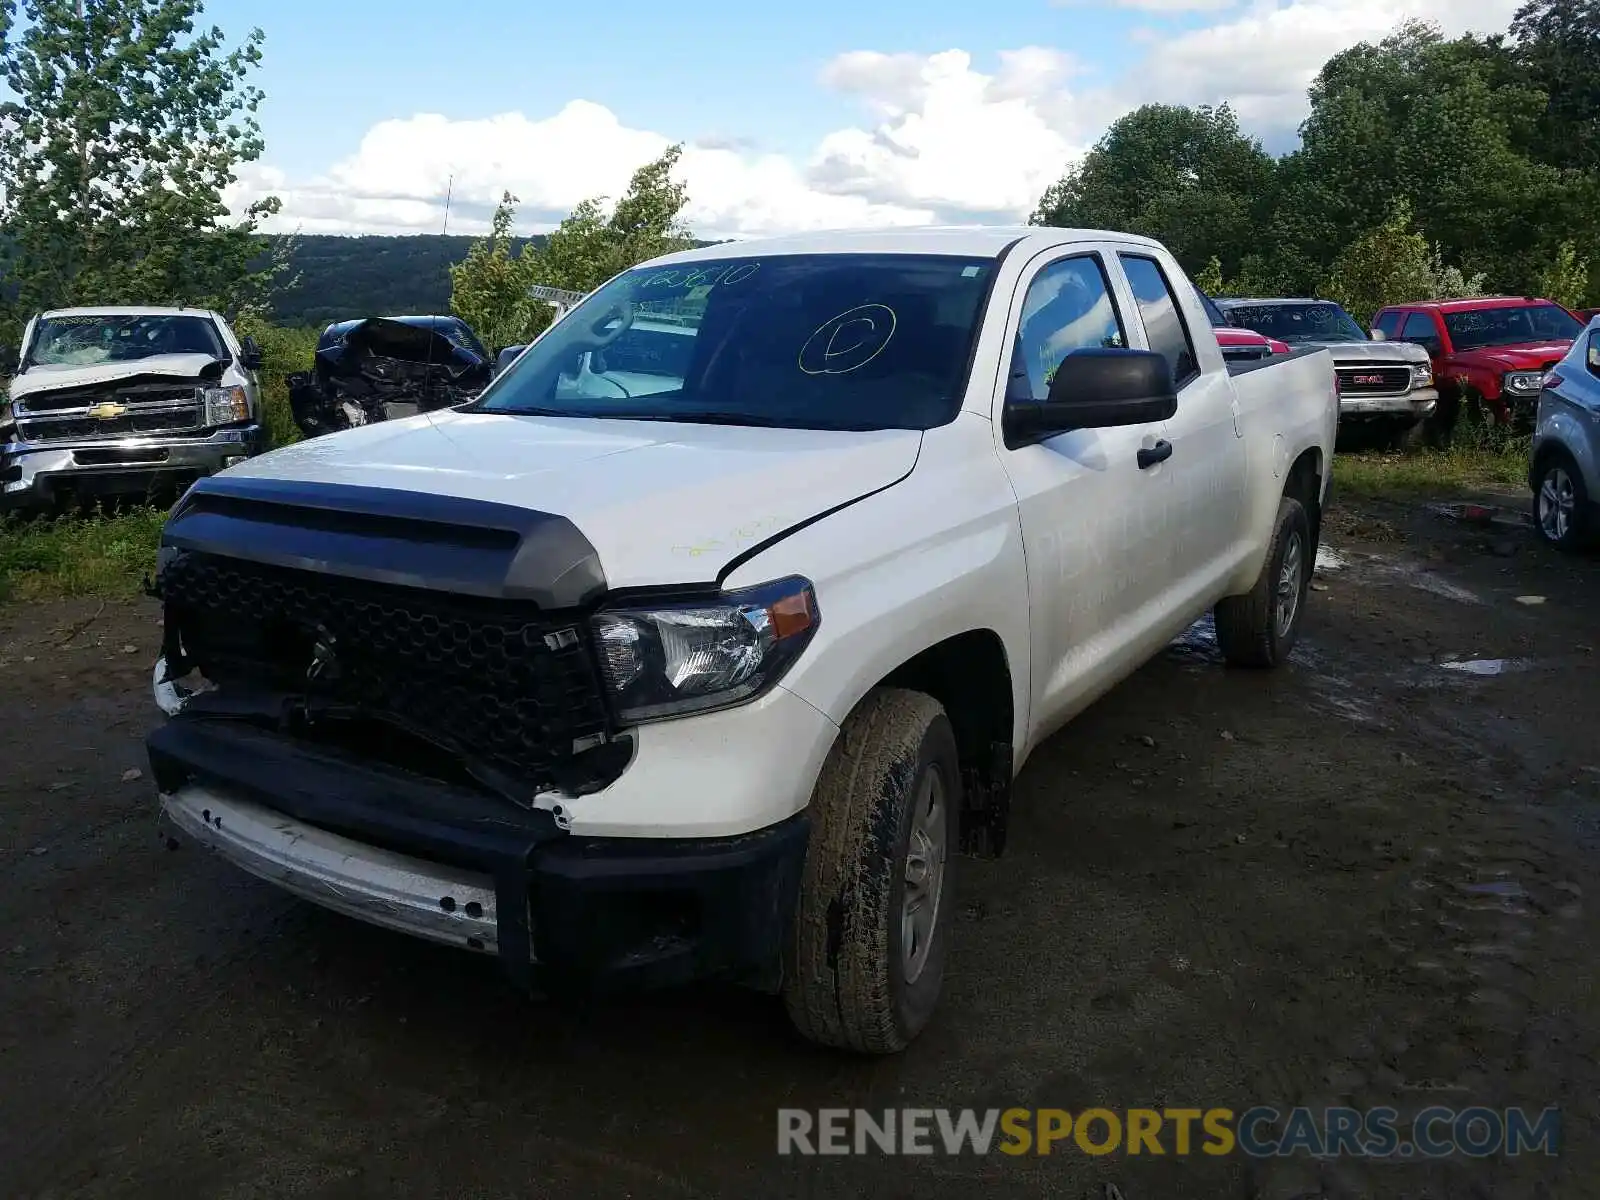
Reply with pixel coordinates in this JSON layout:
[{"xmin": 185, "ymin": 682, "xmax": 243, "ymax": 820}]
[
  {"xmin": 1532, "ymin": 449, "xmax": 1595, "ymax": 552},
  {"xmin": 783, "ymin": 688, "xmax": 960, "ymax": 1054},
  {"xmin": 1215, "ymin": 496, "xmax": 1312, "ymax": 669}
]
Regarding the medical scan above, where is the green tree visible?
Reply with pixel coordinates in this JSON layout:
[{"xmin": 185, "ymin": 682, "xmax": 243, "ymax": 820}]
[
  {"xmin": 0, "ymin": 0, "xmax": 278, "ymax": 321},
  {"xmin": 1511, "ymin": 0, "xmax": 1600, "ymax": 172},
  {"xmin": 527, "ymin": 144, "xmax": 695, "ymax": 294},
  {"xmin": 1279, "ymin": 20, "xmax": 1587, "ymax": 292},
  {"xmin": 1193, "ymin": 256, "xmax": 1224, "ymax": 294},
  {"xmin": 1031, "ymin": 104, "xmax": 1278, "ymax": 280},
  {"xmin": 1534, "ymin": 240, "xmax": 1593, "ymax": 307},
  {"xmin": 448, "ymin": 192, "xmax": 544, "ymax": 352},
  {"xmin": 1320, "ymin": 200, "xmax": 1439, "ymax": 326}
]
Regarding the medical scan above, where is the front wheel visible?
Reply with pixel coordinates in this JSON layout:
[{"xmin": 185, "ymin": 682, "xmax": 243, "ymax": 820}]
[
  {"xmin": 1532, "ymin": 451, "xmax": 1594, "ymax": 552},
  {"xmin": 783, "ymin": 688, "xmax": 961, "ymax": 1054},
  {"xmin": 1214, "ymin": 495, "xmax": 1312, "ymax": 669}
]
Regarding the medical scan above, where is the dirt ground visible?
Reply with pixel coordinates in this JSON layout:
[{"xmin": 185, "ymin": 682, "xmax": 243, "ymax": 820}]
[{"xmin": 1, "ymin": 490, "xmax": 1597, "ymax": 1199}]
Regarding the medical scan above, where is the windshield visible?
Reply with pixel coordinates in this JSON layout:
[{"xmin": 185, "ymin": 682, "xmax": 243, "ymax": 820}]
[
  {"xmin": 1221, "ymin": 302, "xmax": 1367, "ymax": 344},
  {"xmin": 24, "ymin": 314, "xmax": 224, "ymax": 368},
  {"xmin": 1442, "ymin": 304, "xmax": 1581, "ymax": 350},
  {"xmin": 472, "ymin": 253, "xmax": 997, "ymax": 431}
]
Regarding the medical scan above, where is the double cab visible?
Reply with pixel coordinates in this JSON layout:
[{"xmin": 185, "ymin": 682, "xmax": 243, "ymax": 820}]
[{"xmin": 145, "ymin": 227, "xmax": 1339, "ymax": 1053}]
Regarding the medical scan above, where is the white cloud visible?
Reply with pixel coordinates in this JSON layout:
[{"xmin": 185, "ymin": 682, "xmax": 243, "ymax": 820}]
[
  {"xmin": 1053, "ymin": 0, "xmax": 1241, "ymax": 12},
  {"xmin": 235, "ymin": 49, "xmax": 1092, "ymax": 240},
  {"xmin": 233, "ymin": 0, "xmax": 1523, "ymax": 240},
  {"xmin": 1128, "ymin": 0, "xmax": 1523, "ymax": 138}
]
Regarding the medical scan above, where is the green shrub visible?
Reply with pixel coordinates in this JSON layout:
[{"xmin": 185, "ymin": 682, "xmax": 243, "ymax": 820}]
[
  {"xmin": 0, "ymin": 506, "xmax": 166, "ymax": 603},
  {"xmin": 236, "ymin": 317, "xmax": 318, "ymax": 449}
]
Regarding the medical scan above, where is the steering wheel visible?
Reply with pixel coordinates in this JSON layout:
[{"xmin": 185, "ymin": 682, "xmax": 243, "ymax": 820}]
[{"xmin": 588, "ymin": 300, "xmax": 635, "ymax": 349}]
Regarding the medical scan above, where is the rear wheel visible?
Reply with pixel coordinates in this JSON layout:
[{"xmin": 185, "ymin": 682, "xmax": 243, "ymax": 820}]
[
  {"xmin": 783, "ymin": 688, "xmax": 960, "ymax": 1054},
  {"xmin": 1532, "ymin": 450, "xmax": 1594, "ymax": 552},
  {"xmin": 1215, "ymin": 496, "xmax": 1312, "ymax": 669}
]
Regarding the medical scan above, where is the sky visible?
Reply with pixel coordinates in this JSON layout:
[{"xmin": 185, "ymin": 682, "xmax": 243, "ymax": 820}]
[{"xmin": 193, "ymin": 0, "xmax": 1525, "ymax": 240}]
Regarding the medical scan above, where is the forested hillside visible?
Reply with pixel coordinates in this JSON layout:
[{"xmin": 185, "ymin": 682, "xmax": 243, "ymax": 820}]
[{"xmin": 265, "ymin": 234, "xmax": 546, "ymax": 329}]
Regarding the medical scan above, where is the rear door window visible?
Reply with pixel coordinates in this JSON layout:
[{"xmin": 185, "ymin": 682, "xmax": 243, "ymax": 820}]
[{"xmin": 1118, "ymin": 254, "xmax": 1199, "ymax": 388}]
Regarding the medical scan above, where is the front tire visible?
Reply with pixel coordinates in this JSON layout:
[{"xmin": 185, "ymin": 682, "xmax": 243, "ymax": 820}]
[
  {"xmin": 1215, "ymin": 496, "xmax": 1312, "ymax": 669},
  {"xmin": 1532, "ymin": 451, "xmax": 1594, "ymax": 552},
  {"xmin": 783, "ymin": 688, "xmax": 961, "ymax": 1054}
]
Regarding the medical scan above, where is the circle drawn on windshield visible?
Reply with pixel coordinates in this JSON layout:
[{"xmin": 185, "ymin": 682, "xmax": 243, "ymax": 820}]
[{"xmin": 798, "ymin": 304, "xmax": 898, "ymax": 376}]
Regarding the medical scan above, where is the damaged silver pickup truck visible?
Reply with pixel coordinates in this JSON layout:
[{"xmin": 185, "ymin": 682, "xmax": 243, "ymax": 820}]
[{"xmin": 1, "ymin": 307, "xmax": 265, "ymax": 510}]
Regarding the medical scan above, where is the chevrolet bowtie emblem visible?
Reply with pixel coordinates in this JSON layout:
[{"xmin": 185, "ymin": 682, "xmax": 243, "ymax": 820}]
[{"xmin": 86, "ymin": 401, "xmax": 127, "ymax": 420}]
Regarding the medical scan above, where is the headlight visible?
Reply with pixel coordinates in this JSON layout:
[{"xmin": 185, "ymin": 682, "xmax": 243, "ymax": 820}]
[
  {"xmin": 1503, "ymin": 371, "xmax": 1543, "ymax": 393},
  {"xmin": 590, "ymin": 576, "xmax": 819, "ymax": 723},
  {"xmin": 1411, "ymin": 363, "xmax": 1433, "ymax": 387},
  {"xmin": 201, "ymin": 385, "xmax": 250, "ymax": 426}
]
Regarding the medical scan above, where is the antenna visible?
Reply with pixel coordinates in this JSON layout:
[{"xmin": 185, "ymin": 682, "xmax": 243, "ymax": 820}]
[{"xmin": 419, "ymin": 173, "xmax": 454, "ymax": 422}]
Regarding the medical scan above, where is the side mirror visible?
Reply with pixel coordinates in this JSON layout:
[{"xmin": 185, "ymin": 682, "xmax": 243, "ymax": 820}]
[
  {"xmin": 1369, "ymin": 329, "xmax": 1386, "ymax": 341},
  {"xmin": 238, "ymin": 336, "xmax": 264, "ymax": 371},
  {"xmin": 494, "ymin": 345, "xmax": 526, "ymax": 377},
  {"xmin": 1003, "ymin": 349, "xmax": 1177, "ymax": 449}
]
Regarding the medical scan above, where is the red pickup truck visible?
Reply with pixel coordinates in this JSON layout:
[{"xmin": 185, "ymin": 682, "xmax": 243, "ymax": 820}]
[{"xmin": 1371, "ymin": 297, "xmax": 1586, "ymax": 429}]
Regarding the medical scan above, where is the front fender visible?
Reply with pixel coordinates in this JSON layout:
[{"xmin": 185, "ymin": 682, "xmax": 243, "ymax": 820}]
[{"xmin": 721, "ymin": 414, "xmax": 1032, "ymax": 759}]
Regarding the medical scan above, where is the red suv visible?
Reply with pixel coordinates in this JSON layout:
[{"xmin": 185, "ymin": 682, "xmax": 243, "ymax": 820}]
[{"xmin": 1371, "ymin": 297, "xmax": 1585, "ymax": 429}]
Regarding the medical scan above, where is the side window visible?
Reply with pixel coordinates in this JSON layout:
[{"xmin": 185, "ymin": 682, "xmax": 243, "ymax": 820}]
[
  {"xmin": 1118, "ymin": 254, "xmax": 1199, "ymax": 388},
  {"xmin": 1007, "ymin": 255, "xmax": 1126, "ymax": 403},
  {"xmin": 1372, "ymin": 311, "xmax": 1403, "ymax": 339},
  {"xmin": 1401, "ymin": 312, "xmax": 1437, "ymax": 344}
]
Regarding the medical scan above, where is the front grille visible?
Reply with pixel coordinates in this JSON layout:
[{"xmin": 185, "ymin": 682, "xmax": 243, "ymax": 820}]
[
  {"xmin": 1334, "ymin": 364, "xmax": 1413, "ymax": 395},
  {"xmin": 161, "ymin": 550, "xmax": 612, "ymax": 785},
  {"xmin": 21, "ymin": 383, "xmax": 199, "ymax": 412},
  {"xmin": 17, "ymin": 406, "xmax": 202, "ymax": 441}
]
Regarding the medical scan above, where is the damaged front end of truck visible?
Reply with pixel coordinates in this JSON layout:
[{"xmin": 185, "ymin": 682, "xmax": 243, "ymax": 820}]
[{"xmin": 287, "ymin": 316, "xmax": 492, "ymax": 439}]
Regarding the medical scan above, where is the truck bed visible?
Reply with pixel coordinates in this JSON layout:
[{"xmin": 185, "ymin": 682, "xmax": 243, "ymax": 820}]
[{"xmin": 1223, "ymin": 346, "xmax": 1326, "ymax": 377}]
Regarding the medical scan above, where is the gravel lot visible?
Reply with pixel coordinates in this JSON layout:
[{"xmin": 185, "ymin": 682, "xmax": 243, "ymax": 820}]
[{"xmin": 2, "ymin": 492, "xmax": 1597, "ymax": 1199}]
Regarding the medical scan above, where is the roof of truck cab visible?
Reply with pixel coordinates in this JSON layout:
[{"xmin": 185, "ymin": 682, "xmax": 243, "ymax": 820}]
[
  {"xmin": 37, "ymin": 305, "xmax": 222, "ymax": 319},
  {"xmin": 1381, "ymin": 297, "xmax": 1565, "ymax": 313},
  {"xmin": 647, "ymin": 226, "xmax": 1167, "ymax": 264},
  {"xmin": 1214, "ymin": 297, "xmax": 1347, "ymax": 308}
]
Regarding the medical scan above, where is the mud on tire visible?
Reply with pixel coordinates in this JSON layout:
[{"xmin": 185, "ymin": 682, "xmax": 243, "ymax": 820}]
[
  {"xmin": 1215, "ymin": 495, "xmax": 1312, "ymax": 669},
  {"xmin": 783, "ymin": 688, "xmax": 960, "ymax": 1054}
]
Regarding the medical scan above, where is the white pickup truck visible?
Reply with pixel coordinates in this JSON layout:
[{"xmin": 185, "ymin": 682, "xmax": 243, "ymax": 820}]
[
  {"xmin": 145, "ymin": 227, "xmax": 1338, "ymax": 1053},
  {"xmin": 2, "ymin": 306, "xmax": 265, "ymax": 509}
]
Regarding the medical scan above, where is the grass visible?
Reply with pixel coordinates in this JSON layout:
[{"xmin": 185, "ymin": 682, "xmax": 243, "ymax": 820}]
[
  {"xmin": 0, "ymin": 505, "xmax": 165, "ymax": 604},
  {"xmin": 1335, "ymin": 404, "xmax": 1531, "ymax": 499},
  {"xmin": 1336, "ymin": 443, "xmax": 1529, "ymax": 497}
]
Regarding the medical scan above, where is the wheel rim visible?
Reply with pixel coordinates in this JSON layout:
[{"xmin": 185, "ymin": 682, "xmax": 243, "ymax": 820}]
[
  {"xmin": 901, "ymin": 766, "xmax": 948, "ymax": 986},
  {"xmin": 1539, "ymin": 467, "xmax": 1574, "ymax": 541},
  {"xmin": 1274, "ymin": 530, "xmax": 1304, "ymax": 639}
]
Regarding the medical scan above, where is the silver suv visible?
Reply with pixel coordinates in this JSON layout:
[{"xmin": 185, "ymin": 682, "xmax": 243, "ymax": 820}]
[{"xmin": 1530, "ymin": 315, "xmax": 1600, "ymax": 551}]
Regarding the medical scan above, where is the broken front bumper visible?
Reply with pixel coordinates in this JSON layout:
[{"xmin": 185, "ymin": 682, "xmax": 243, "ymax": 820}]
[
  {"xmin": 147, "ymin": 717, "xmax": 810, "ymax": 993},
  {"xmin": 1, "ymin": 425, "xmax": 262, "ymax": 508}
]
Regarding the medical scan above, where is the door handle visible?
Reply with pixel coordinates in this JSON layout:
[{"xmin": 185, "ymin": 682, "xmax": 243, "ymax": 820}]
[{"xmin": 1138, "ymin": 439, "xmax": 1173, "ymax": 469}]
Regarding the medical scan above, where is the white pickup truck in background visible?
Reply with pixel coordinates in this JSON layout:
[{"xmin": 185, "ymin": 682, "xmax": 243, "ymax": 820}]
[
  {"xmin": 145, "ymin": 227, "xmax": 1338, "ymax": 1053},
  {"xmin": 1, "ymin": 306, "xmax": 266, "ymax": 509}
]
